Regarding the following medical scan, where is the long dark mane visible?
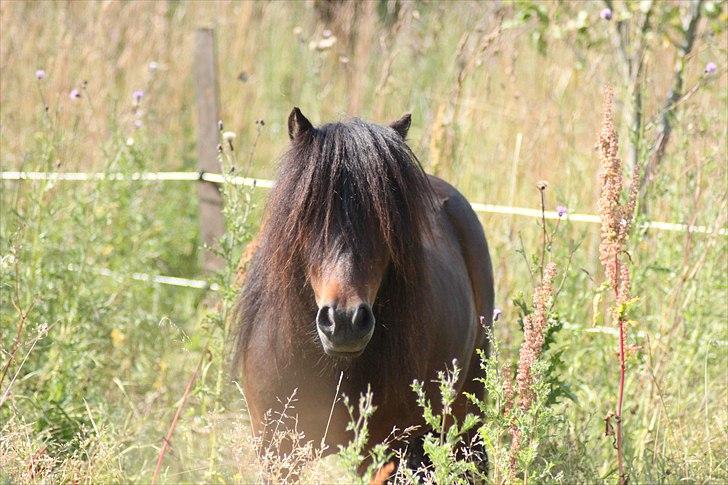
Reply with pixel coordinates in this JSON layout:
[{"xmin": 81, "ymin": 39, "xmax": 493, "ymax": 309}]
[{"xmin": 233, "ymin": 117, "xmax": 435, "ymax": 390}]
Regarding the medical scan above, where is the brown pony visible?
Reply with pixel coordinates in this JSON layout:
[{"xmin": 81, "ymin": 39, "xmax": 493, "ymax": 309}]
[{"xmin": 233, "ymin": 108, "xmax": 494, "ymax": 469}]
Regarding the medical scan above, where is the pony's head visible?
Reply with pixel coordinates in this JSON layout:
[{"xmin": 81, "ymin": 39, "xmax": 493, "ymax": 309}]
[{"xmin": 242, "ymin": 108, "xmax": 433, "ymax": 361}]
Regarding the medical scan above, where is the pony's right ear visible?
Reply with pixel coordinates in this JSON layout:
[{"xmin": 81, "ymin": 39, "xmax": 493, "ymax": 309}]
[{"xmin": 288, "ymin": 107, "xmax": 313, "ymax": 140}]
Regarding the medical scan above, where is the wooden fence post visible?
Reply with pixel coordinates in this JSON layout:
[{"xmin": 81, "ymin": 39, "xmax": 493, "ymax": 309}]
[{"xmin": 194, "ymin": 27, "xmax": 225, "ymax": 272}]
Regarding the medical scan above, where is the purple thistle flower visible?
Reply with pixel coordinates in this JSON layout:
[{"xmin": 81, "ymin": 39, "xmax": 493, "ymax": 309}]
[
  {"xmin": 69, "ymin": 89, "xmax": 81, "ymax": 100},
  {"xmin": 35, "ymin": 69, "xmax": 46, "ymax": 80},
  {"xmin": 600, "ymin": 8, "xmax": 613, "ymax": 20},
  {"xmin": 556, "ymin": 205, "xmax": 568, "ymax": 217},
  {"xmin": 493, "ymin": 308, "xmax": 502, "ymax": 322},
  {"xmin": 133, "ymin": 90, "xmax": 144, "ymax": 104},
  {"xmin": 705, "ymin": 62, "xmax": 717, "ymax": 75}
]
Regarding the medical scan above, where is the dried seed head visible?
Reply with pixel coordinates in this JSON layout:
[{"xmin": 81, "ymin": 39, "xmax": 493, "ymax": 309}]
[
  {"xmin": 597, "ymin": 85, "xmax": 639, "ymax": 310},
  {"xmin": 515, "ymin": 262, "xmax": 557, "ymax": 410}
]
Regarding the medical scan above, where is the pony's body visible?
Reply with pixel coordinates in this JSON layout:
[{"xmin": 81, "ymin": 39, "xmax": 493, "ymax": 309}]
[{"xmin": 235, "ymin": 112, "xmax": 494, "ymax": 459}]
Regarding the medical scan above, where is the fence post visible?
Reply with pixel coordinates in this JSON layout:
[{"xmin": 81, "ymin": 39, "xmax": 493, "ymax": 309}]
[{"xmin": 194, "ymin": 27, "xmax": 224, "ymax": 272}]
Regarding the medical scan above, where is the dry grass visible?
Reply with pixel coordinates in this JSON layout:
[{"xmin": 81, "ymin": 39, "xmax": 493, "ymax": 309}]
[{"xmin": 1, "ymin": 1, "xmax": 727, "ymax": 483}]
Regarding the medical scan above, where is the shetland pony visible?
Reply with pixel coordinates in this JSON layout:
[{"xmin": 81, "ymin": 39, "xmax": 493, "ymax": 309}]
[{"xmin": 233, "ymin": 108, "xmax": 494, "ymax": 470}]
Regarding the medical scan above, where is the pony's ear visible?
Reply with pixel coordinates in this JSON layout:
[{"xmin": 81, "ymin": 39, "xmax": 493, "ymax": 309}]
[
  {"xmin": 288, "ymin": 107, "xmax": 313, "ymax": 140},
  {"xmin": 389, "ymin": 113, "xmax": 411, "ymax": 139}
]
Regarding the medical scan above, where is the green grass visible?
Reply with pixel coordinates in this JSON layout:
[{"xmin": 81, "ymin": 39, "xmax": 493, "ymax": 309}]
[{"xmin": 1, "ymin": 1, "xmax": 727, "ymax": 483}]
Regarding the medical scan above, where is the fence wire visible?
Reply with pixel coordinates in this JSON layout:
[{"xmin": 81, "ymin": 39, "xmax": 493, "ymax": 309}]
[{"xmin": 3, "ymin": 171, "xmax": 725, "ymax": 235}]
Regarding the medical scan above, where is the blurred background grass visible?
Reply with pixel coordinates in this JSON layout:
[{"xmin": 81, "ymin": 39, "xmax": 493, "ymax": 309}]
[{"xmin": 1, "ymin": 1, "xmax": 726, "ymax": 483}]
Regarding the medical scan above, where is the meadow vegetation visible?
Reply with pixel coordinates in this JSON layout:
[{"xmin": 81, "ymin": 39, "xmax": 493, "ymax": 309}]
[{"xmin": 1, "ymin": 1, "xmax": 726, "ymax": 483}]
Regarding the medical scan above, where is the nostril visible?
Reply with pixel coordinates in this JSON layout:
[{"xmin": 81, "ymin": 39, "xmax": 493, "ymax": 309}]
[
  {"xmin": 317, "ymin": 306, "xmax": 333, "ymax": 330},
  {"xmin": 352, "ymin": 304, "xmax": 374, "ymax": 330}
]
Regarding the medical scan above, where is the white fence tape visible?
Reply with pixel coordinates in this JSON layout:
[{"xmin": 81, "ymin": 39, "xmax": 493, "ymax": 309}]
[
  {"xmin": 469, "ymin": 202, "xmax": 727, "ymax": 235},
  {"xmin": 3, "ymin": 171, "xmax": 725, "ymax": 235},
  {"xmin": 0, "ymin": 170, "xmax": 275, "ymax": 188},
  {"xmin": 67, "ymin": 264, "xmax": 219, "ymax": 291}
]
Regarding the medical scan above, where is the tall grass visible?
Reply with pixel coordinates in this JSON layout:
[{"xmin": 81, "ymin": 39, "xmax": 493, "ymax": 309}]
[{"xmin": 1, "ymin": 1, "xmax": 727, "ymax": 483}]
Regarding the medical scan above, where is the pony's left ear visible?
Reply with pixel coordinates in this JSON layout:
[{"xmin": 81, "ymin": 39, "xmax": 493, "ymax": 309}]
[
  {"xmin": 288, "ymin": 107, "xmax": 314, "ymax": 140},
  {"xmin": 389, "ymin": 113, "xmax": 411, "ymax": 139}
]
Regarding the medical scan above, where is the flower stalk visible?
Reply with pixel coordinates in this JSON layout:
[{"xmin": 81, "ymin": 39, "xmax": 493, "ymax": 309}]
[{"xmin": 598, "ymin": 86, "xmax": 639, "ymax": 485}]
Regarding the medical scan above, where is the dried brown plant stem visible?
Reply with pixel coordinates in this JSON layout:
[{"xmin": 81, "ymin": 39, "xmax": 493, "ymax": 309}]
[
  {"xmin": 0, "ymin": 256, "xmax": 37, "ymax": 394},
  {"xmin": 429, "ymin": 15, "xmax": 503, "ymax": 175},
  {"xmin": 321, "ymin": 371, "xmax": 344, "ymax": 450},
  {"xmin": 0, "ymin": 326, "xmax": 48, "ymax": 409},
  {"xmin": 372, "ymin": 1, "xmax": 411, "ymax": 118},
  {"xmin": 0, "ymin": 300, "xmax": 35, "ymax": 391},
  {"xmin": 151, "ymin": 344, "xmax": 208, "ymax": 484},
  {"xmin": 507, "ymin": 133, "xmax": 523, "ymax": 242},
  {"xmin": 538, "ymin": 183, "xmax": 548, "ymax": 280}
]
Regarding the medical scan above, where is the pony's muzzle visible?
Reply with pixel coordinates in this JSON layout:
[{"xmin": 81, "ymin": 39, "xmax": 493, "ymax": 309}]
[{"xmin": 316, "ymin": 303, "xmax": 375, "ymax": 357}]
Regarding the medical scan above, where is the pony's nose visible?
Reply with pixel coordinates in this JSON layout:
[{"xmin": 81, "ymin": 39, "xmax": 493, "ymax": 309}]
[
  {"xmin": 316, "ymin": 303, "xmax": 375, "ymax": 354},
  {"xmin": 352, "ymin": 303, "xmax": 374, "ymax": 331},
  {"xmin": 316, "ymin": 305, "xmax": 335, "ymax": 333}
]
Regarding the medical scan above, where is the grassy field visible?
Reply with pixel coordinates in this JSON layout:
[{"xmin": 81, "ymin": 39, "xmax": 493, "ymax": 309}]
[{"xmin": 1, "ymin": 1, "xmax": 727, "ymax": 483}]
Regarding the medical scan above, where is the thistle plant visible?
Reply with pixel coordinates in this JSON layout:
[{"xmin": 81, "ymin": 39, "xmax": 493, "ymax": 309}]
[
  {"xmin": 408, "ymin": 363, "xmax": 483, "ymax": 484},
  {"xmin": 598, "ymin": 85, "xmax": 639, "ymax": 485},
  {"xmin": 337, "ymin": 388, "xmax": 392, "ymax": 484}
]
